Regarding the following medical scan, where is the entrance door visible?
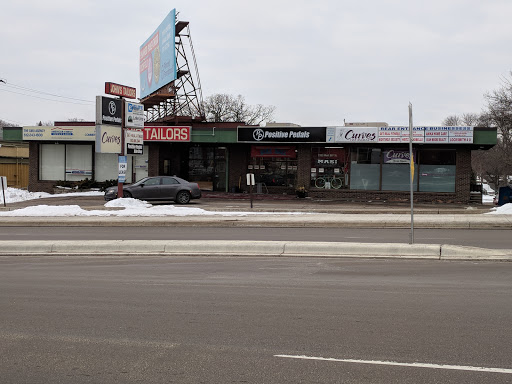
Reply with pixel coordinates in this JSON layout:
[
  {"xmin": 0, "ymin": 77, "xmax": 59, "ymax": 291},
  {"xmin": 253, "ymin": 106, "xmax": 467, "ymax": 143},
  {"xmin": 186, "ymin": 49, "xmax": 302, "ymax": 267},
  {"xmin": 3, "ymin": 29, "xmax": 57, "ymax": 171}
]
[{"xmin": 187, "ymin": 146, "xmax": 227, "ymax": 192}]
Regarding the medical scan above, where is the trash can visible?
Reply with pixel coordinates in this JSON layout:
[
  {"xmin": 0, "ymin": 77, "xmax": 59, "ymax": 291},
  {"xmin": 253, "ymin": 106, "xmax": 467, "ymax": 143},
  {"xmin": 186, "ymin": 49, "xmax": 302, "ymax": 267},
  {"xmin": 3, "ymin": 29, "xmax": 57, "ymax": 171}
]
[{"xmin": 497, "ymin": 186, "xmax": 512, "ymax": 206}]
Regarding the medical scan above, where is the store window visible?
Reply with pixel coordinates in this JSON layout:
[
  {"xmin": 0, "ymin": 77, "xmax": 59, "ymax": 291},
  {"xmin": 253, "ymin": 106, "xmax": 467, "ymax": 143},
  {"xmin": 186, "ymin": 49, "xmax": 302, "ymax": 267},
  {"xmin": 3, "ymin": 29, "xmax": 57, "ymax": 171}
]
[
  {"xmin": 419, "ymin": 149, "xmax": 456, "ymax": 192},
  {"xmin": 40, "ymin": 143, "xmax": 92, "ymax": 181},
  {"xmin": 381, "ymin": 149, "xmax": 418, "ymax": 191},
  {"xmin": 188, "ymin": 146, "xmax": 227, "ymax": 191},
  {"xmin": 349, "ymin": 147, "xmax": 381, "ymax": 190},
  {"xmin": 311, "ymin": 147, "xmax": 349, "ymax": 189},
  {"xmin": 249, "ymin": 146, "xmax": 297, "ymax": 188}
]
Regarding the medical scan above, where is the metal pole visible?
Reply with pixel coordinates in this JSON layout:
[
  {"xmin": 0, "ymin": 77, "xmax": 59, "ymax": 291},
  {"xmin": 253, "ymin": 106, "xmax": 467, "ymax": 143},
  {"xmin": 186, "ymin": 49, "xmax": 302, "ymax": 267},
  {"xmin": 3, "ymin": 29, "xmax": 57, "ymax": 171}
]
[
  {"xmin": 117, "ymin": 98, "xmax": 125, "ymax": 198},
  {"xmin": 408, "ymin": 103, "xmax": 414, "ymax": 244},
  {"xmin": 1, "ymin": 177, "xmax": 6, "ymax": 207}
]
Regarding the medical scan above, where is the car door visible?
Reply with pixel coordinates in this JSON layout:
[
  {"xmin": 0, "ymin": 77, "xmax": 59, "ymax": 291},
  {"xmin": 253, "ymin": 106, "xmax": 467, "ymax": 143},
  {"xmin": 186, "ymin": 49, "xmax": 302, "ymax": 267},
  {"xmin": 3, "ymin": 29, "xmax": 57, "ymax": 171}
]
[
  {"xmin": 159, "ymin": 177, "xmax": 181, "ymax": 200},
  {"xmin": 133, "ymin": 177, "xmax": 161, "ymax": 200}
]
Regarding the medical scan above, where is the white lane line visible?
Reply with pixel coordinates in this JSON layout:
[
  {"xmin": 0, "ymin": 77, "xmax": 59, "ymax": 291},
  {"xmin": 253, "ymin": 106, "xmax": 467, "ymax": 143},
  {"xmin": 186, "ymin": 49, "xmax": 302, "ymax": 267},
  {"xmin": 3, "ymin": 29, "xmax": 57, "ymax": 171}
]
[{"xmin": 274, "ymin": 355, "xmax": 512, "ymax": 374}]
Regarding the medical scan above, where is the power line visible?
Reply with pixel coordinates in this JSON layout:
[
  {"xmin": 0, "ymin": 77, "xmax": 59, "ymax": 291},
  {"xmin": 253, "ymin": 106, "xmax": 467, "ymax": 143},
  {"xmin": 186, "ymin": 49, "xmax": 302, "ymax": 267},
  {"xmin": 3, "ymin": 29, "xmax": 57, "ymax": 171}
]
[
  {"xmin": 0, "ymin": 88, "xmax": 94, "ymax": 106},
  {"xmin": 0, "ymin": 80, "xmax": 94, "ymax": 104}
]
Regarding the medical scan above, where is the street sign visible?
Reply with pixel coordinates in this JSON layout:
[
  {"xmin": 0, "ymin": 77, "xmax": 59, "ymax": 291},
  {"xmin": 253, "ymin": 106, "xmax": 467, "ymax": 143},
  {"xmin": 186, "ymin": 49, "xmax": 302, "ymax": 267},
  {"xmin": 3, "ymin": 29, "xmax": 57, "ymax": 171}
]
[{"xmin": 118, "ymin": 156, "xmax": 128, "ymax": 183}]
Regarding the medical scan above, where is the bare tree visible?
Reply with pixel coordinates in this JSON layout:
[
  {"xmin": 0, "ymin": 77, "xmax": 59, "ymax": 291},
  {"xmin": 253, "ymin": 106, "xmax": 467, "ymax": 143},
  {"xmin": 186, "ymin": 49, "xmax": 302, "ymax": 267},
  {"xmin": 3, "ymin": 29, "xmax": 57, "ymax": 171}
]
[
  {"xmin": 0, "ymin": 119, "xmax": 17, "ymax": 127},
  {"xmin": 442, "ymin": 115, "xmax": 461, "ymax": 126},
  {"xmin": 203, "ymin": 94, "xmax": 275, "ymax": 125},
  {"xmin": 483, "ymin": 72, "xmax": 512, "ymax": 154},
  {"xmin": 464, "ymin": 72, "xmax": 512, "ymax": 189},
  {"xmin": 37, "ymin": 121, "xmax": 54, "ymax": 126},
  {"xmin": 442, "ymin": 113, "xmax": 483, "ymax": 126}
]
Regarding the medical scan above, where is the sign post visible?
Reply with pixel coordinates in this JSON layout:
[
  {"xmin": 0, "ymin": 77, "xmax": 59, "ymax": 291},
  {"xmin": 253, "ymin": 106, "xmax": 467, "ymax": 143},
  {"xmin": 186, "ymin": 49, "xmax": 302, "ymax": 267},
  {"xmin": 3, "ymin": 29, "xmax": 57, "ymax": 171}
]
[
  {"xmin": 409, "ymin": 103, "xmax": 415, "ymax": 245},
  {"xmin": 100, "ymin": 82, "xmax": 138, "ymax": 199},
  {"xmin": 246, "ymin": 173, "xmax": 255, "ymax": 209},
  {"xmin": 1, "ymin": 176, "xmax": 7, "ymax": 207}
]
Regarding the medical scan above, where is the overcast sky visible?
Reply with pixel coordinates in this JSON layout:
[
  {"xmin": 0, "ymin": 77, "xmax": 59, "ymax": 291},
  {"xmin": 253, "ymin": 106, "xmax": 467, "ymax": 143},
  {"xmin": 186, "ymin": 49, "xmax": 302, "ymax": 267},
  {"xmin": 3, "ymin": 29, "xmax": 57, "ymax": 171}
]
[{"xmin": 1, "ymin": 0, "xmax": 512, "ymax": 127}]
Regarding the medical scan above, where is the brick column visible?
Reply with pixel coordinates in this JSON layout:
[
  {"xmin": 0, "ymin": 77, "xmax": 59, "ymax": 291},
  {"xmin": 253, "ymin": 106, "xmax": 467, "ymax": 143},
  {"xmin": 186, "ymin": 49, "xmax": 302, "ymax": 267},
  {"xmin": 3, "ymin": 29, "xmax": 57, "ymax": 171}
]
[{"xmin": 456, "ymin": 148, "xmax": 471, "ymax": 203}]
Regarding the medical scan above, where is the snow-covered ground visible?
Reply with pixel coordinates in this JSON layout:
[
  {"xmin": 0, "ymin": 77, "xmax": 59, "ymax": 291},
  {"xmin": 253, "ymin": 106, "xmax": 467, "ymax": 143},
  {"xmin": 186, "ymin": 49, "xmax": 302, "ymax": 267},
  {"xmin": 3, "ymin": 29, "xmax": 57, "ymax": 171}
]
[
  {"xmin": 0, "ymin": 187, "xmax": 510, "ymax": 216},
  {"xmin": 0, "ymin": 187, "xmax": 304, "ymax": 217}
]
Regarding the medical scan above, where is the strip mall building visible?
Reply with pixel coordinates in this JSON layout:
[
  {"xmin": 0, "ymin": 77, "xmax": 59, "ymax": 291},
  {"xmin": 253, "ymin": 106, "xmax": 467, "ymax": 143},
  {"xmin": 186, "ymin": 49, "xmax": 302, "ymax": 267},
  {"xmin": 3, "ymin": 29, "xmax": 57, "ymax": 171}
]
[{"xmin": 24, "ymin": 121, "xmax": 497, "ymax": 203}]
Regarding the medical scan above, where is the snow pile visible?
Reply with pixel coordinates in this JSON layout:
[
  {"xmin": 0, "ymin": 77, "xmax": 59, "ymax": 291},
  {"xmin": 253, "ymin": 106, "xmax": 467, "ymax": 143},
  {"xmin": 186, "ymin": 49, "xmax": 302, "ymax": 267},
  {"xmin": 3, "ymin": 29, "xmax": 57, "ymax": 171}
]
[
  {"xmin": 104, "ymin": 198, "xmax": 152, "ymax": 209},
  {"xmin": 485, "ymin": 203, "xmax": 512, "ymax": 215},
  {"xmin": 0, "ymin": 187, "xmax": 51, "ymax": 203},
  {"xmin": 0, "ymin": 190, "xmax": 305, "ymax": 217},
  {"xmin": 0, "ymin": 203, "xmax": 305, "ymax": 217},
  {"xmin": 0, "ymin": 187, "xmax": 103, "ymax": 204}
]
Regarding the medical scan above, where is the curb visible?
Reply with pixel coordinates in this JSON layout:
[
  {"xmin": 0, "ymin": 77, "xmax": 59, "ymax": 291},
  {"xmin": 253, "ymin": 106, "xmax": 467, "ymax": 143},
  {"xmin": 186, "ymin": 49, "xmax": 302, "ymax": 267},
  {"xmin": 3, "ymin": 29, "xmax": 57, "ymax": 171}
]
[
  {"xmin": 0, "ymin": 214, "xmax": 511, "ymax": 229},
  {"xmin": 1, "ymin": 240, "xmax": 510, "ymax": 261}
]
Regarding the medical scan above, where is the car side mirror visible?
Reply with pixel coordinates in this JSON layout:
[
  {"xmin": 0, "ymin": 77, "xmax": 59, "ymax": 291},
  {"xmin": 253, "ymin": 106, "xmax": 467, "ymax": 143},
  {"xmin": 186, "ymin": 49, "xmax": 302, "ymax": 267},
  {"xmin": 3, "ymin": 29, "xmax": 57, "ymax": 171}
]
[{"xmin": 140, "ymin": 183, "xmax": 145, "ymax": 188}]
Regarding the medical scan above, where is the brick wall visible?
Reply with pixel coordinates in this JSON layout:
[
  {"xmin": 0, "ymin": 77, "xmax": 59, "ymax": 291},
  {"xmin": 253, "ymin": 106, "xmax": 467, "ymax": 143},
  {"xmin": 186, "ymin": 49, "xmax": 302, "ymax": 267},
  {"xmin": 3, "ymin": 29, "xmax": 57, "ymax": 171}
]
[
  {"xmin": 147, "ymin": 143, "xmax": 160, "ymax": 177},
  {"xmin": 455, "ymin": 148, "xmax": 472, "ymax": 204},
  {"xmin": 28, "ymin": 142, "xmax": 54, "ymax": 193}
]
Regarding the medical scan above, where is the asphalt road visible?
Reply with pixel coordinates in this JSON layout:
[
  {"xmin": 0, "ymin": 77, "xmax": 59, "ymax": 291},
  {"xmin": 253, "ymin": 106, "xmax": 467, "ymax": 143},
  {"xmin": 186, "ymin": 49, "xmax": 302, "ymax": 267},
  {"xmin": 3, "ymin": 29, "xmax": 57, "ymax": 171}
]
[
  {"xmin": 1, "ymin": 256, "xmax": 511, "ymax": 383},
  {"xmin": 2, "ymin": 226, "xmax": 512, "ymax": 249}
]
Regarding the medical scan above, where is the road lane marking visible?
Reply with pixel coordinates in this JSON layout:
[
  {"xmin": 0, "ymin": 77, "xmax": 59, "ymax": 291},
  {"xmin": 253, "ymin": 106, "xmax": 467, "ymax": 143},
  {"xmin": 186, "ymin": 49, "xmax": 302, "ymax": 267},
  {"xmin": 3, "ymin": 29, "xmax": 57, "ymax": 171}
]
[{"xmin": 274, "ymin": 355, "xmax": 512, "ymax": 374}]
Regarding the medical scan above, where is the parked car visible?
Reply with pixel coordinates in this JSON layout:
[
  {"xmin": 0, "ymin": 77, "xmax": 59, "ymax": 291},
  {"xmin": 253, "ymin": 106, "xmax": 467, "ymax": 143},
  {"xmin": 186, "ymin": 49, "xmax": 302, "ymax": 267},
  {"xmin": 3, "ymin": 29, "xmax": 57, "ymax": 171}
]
[{"xmin": 104, "ymin": 176, "xmax": 201, "ymax": 204}]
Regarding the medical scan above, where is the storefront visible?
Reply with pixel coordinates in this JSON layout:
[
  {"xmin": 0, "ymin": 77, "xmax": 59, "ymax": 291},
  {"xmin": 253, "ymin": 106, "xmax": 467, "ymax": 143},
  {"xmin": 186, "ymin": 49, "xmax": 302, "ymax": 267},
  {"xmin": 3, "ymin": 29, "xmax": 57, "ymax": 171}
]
[
  {"xmin": 24, "ymin": 122, "xmax": 496, "ymax": 203},
  {"xmin": 236, "ymin": 125, "xmax": 497, "ymax": 203}
]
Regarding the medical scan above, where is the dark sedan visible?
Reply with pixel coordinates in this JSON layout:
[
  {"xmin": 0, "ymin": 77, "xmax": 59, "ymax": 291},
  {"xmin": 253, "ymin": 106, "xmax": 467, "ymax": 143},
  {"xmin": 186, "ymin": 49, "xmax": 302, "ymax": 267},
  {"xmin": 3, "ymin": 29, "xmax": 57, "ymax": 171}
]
[{"xmin": 104, "ymin": 176, "xmax": 202, "ymax": 204}]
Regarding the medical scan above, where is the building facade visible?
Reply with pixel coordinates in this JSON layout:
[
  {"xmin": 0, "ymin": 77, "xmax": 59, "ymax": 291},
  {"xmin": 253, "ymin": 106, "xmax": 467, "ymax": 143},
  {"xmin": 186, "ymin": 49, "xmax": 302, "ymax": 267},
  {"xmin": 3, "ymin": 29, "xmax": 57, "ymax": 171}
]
[{"xmin": 24, "ymin": 122, "xmax": 497, "ymax": 203}]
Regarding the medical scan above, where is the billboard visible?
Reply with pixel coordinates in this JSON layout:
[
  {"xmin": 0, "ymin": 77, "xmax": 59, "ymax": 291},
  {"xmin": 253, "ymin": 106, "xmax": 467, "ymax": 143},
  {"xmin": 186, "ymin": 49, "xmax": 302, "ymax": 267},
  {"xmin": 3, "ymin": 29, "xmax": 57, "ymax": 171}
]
[{"xmin": 140, "ymin": 9, "xmax": 177, "ymax": 99}]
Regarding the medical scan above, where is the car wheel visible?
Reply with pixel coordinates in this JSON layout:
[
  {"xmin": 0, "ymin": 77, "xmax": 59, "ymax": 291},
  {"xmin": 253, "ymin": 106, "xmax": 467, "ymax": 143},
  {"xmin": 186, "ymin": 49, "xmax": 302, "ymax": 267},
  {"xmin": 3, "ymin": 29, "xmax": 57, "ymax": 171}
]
[
  {"xmin": 176, "ymin": 191, "xmax": 191, "ymax": 204},
  {"xmin": 123, "ymin": 191, "xmax": 132, "ymax": 198}
]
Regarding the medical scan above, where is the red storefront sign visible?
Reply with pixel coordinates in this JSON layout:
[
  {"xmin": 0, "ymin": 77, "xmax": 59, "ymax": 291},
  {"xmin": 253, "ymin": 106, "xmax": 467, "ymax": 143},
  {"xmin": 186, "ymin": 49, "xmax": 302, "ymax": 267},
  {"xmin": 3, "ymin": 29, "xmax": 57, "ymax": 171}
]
[
  {"xmin": 143, "ymin": 126, "xmax": 191, "ymax": 141},
  {"xmin": 104, "ymin": 82, "xmax": 137, "ymax": 99},
  {"xmin": 250, "ymin": 146, "xmax": 296, "ymax": 158}
]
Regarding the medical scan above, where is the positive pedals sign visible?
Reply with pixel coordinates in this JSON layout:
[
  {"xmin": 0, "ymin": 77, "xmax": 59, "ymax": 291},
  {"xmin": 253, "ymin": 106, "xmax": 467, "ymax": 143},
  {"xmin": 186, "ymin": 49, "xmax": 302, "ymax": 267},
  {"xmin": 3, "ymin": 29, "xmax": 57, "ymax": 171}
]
[{"xmin": 96, "ymin": 96, "xmax": 122, "ymax": 126}]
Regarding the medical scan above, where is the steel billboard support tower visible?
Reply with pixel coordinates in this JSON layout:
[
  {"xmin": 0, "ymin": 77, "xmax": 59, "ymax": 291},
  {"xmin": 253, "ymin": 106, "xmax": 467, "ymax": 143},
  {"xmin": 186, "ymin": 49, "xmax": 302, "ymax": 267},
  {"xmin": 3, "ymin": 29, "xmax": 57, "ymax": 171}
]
[{"xmin": 142, "ymin": 16, "xmax": 205, "ymax": 123}]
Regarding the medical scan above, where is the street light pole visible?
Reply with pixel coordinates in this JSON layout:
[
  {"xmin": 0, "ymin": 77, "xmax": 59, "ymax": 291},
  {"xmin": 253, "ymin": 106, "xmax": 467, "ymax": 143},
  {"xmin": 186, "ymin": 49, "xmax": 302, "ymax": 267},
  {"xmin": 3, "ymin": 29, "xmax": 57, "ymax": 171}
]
[{"xmin": 409, "ymin": 103, "xmax": 415, "ymax": 244}]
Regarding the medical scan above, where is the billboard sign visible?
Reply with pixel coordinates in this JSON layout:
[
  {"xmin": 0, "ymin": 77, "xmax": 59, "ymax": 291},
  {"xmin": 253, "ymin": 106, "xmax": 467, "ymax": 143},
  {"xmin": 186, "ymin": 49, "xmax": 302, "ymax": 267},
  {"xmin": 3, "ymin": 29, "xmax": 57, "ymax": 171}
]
[
  {"xmin": 143, "ymin": 126, "xmax": 190, "ymax": 141},
  {"xmin": 105, "ymin": 82, "xmax": 136, "ymax": 99},
  {"xmin": 23, "ymin": 126, "xmax": 96, "ymax": 141},
  {"xmin": 125, "ymin": 128, "xmax": 144, "ymax": 155},
  {"xmin": 96, "ymin": 96, "xmax": 122, "ymax": 126},
  {"xmin": 140, "ymin": 9, "xmax": 177, "ymax": 99},
  {"xmin": 125, "ymin": 101, "xmax": 145, "ymax": 128},
  {"xmin": 95, "ymin": 125, "xmax": 122, "ymax": 153},
  {"xmin": 238, "ymin": 127, "xmax": 326, "ymax": 143}
]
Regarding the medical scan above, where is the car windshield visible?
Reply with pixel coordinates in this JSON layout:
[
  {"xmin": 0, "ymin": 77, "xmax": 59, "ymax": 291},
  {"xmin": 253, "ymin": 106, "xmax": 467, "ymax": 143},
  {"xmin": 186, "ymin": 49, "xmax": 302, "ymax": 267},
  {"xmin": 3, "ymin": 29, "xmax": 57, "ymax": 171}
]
[{"xmin": 130, "ymin": 177, "xmax": 151, "ymax": 187}]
